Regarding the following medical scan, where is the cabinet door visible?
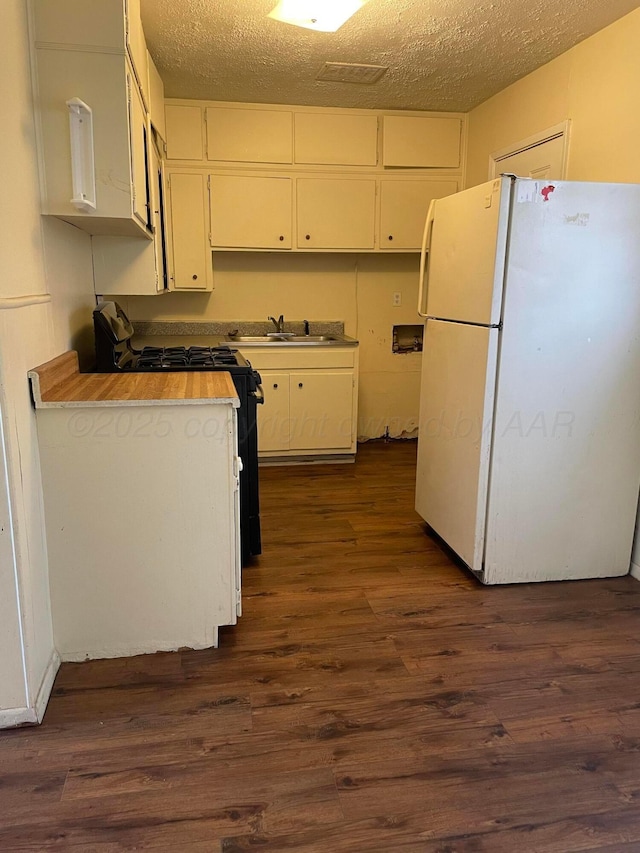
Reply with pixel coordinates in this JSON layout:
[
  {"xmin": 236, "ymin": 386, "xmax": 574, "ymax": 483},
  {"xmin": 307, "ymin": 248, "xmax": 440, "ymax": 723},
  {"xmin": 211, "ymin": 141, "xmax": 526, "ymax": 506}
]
[
  {"xmin": 294, "ymin": 113, "xmax": 378, "ymax": 166},
  {"xmin": 383, "ymin": 116, "xmax": 462, "ymax": 168},
  {"xmin": 125, "ymin": 0, "xmax": 148, "ymax": 106},
  {"xmin": 206, "ymin": 107, "xmax": 293, "ymax": 164},
  {"xmin": 149, "ymin": 140, "xmax": 167, "ymax": 291},
  {"xmin": 379, "ymin": 179, "xmax": 458, "ymax": 249},
  {"xmin": 167, "ymin": 172, "xmax": 212, "ymax": 290},
  {"xmin": 165, "ymin": 105, "xmax": 203, "ymax": 160},
  {"xmin": 210, "ymin": 175, "xmax": 292, "ymax": 249},
  {"xmin": 127, "ymin": 67, "xmax": 151, "ymax": 230},
  {"xmin": 290, "ymin": 372, "xmax": 354, "ymax": 451},
  {"xmin": 297, "ymin": 179, "xmax": 376, "ymax": 249},
  {"xmin": 258, "ymin": 373, "xmax": 290, "ymax": 452}
]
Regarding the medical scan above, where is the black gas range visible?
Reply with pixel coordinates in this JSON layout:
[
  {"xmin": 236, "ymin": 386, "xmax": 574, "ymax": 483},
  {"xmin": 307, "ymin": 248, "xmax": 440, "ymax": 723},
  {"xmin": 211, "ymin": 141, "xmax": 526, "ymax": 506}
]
[{"xmin": 93, "ymin": 301, "xmax": 262, "ymax": 563}]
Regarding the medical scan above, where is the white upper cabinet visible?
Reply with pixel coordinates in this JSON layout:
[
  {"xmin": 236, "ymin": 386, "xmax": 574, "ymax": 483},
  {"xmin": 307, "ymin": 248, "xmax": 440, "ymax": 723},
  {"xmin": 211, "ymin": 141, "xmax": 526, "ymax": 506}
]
[
  {"xmin": 33, "ymin": 0, "xmax": 126, "ymax": 49},
  {"xmin": 383, "ymin": 116, "xmax": 462, "ymax": 168},
  {"xmin": 206, "ymin": 107, "xmax": 293, "ymax": 164},
  {"xmin": 379, "ymin": 179, "xmax": 458, "ymax": 249},
  {"xmin": 167, "ymin": 172, "xmax": 213, "ymax": 290},
  {"xmin": 165, "ymin": 105, "xmax": 204, "ymax": 160},
  {"xmin": 124, "ymin": 0, "xmax": 149, "ymax": 105},
  {"xmin": 210, "ymin": 175, "xmax": 292, "ymax": 249},
  {"xmin": 297, "ymin": 179, "xmax": 376, "ymax": 250},
  {"xmin": 128, "ymin": 67, "xmax": 151, "ymax": 230},
  {"xmin": 32, "ymin": 0, "xmax": 152, "ymax": 236},
  {"xmin": 294, "ymin": 113, "xmax": 378, "ymax": 166}
]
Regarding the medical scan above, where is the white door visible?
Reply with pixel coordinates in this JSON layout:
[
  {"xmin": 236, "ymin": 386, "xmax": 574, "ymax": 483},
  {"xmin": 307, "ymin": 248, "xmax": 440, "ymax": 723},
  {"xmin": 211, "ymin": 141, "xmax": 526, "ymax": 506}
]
[
  {"xmin": 424, "ymin": 178, "xmax": 511, "ymax": 325},
  {"xmin": 492, "ymin": 134, "xmax": 566, "ymax": 180},
  {"xmin": 415, "ymin": 320, "xmax": 499, "ymax": 572}
]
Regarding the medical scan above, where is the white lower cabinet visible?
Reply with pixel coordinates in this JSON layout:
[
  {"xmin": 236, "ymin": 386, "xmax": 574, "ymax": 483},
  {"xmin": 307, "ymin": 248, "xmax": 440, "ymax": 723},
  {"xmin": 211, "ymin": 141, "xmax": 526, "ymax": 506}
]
[
  {"xmin": 289, "ymin": 372, "xmax": 354, "ymax": 451},
  {"xmin": 242, "ymin": 347, "xmax": 359, "ymax": 459},
  {"xmin": 34, "ymin": 401, "xmax": 241, "ymax": 661},
  {"xmin": 258, "ymin": 372, "xmax": 291, "ymax": 452}
]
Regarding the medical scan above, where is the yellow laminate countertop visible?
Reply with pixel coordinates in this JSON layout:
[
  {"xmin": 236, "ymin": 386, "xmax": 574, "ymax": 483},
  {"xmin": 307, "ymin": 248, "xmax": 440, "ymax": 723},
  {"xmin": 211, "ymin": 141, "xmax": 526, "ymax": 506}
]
[{"xmin": 29, "ymin": 352, "xmax": 239, "ymax": 409}]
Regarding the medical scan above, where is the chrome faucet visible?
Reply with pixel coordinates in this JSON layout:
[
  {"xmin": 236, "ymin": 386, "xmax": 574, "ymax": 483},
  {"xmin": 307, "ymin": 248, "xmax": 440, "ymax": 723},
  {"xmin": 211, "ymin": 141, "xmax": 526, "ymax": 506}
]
[{"xmin": 268, "ymin": 314, "xmax": 284, "ymax": 334}]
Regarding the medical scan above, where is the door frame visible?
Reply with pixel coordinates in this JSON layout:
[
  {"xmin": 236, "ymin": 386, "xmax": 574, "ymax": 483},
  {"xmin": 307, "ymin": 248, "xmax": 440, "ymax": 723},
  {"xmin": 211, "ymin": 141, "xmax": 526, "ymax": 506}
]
[{"xmin": 488, "ymin": 120, "xmax": 571, "ymax": 179}]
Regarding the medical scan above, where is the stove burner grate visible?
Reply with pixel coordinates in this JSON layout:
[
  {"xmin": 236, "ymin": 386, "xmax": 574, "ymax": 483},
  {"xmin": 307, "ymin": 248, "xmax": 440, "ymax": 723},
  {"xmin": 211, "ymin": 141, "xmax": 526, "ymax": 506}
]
[{"xmin": 136, "ymin": 345, "xmax": 239, "ymax": 370}]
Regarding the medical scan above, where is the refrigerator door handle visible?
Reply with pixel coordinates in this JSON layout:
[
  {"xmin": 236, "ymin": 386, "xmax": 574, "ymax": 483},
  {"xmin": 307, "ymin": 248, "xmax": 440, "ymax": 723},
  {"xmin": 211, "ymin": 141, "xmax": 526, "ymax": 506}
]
[{"xmin": 417, "ymin": 198, "xmax": 437, "ymax": 318}]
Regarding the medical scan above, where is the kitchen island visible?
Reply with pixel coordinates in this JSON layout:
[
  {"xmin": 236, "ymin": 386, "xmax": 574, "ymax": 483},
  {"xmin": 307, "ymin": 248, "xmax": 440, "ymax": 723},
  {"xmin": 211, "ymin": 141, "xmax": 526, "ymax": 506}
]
[{"xmin": 29, "ymin": 352, "xmax": 242, "ymax": 662}]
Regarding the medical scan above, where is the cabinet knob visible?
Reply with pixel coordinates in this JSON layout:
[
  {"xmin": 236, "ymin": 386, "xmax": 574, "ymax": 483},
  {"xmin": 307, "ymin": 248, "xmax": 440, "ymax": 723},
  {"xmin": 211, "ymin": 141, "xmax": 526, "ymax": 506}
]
[
  {"xmin": 192, "ymin": 274, "xmax": 198, "ymax": 280},
  {"xmin": 273, "ymin": 383, "xmax": 278, "ymax": 389},
  {"xmin": 279, "ymin": 235, "xmax": 284, "ymax": 241},
  {"xmin": 298, "ymin": 382, "xmax": 303, "ymax": 388},
  {"xmin": 305, "ymin": 234, "xmax": 310, "ymax": 241},
  {"xmin": 388, "ymin": 235, "xmax": 393, "ymax": 241}
]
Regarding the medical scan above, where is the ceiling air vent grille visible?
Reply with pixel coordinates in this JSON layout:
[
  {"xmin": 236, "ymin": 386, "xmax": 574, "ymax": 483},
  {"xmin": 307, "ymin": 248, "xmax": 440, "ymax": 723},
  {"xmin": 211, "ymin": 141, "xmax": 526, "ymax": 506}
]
[{"xmin": 316, "ymin": 62, "xmax": 388, "ymax": 84}]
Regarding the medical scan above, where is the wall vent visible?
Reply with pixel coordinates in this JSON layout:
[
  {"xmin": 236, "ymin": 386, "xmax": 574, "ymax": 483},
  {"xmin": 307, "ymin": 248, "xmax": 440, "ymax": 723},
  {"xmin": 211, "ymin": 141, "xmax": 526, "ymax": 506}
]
[{"xmin": 316, "ymin": 62, "xmax": 388, "ymax": 84}]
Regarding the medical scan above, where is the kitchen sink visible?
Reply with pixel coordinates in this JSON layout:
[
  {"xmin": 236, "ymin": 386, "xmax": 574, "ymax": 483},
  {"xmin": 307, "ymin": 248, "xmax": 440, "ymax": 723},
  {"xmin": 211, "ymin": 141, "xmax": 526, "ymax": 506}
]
[
  {"xmin": 227, "ymin": 335, "xmax": 287, "ymax": 342},
  {"xmin": 226, "ymin": 333, "xmax": 357, "ymax": 346}
]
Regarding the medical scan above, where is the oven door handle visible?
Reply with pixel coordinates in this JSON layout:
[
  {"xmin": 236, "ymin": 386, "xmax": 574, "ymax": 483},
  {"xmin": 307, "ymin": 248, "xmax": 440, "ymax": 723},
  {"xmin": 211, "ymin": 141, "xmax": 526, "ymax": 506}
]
[{"xmin": 254, "ymin": 384, "xmax": 265, "ymax": 404}]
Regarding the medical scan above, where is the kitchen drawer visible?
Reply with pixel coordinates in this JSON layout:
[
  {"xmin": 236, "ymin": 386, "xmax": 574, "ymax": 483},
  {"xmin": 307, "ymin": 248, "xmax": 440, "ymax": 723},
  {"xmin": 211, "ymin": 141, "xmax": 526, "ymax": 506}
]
[{"xmin": 239, "ymin": 348, "xmax": 356, "ymax": 371}]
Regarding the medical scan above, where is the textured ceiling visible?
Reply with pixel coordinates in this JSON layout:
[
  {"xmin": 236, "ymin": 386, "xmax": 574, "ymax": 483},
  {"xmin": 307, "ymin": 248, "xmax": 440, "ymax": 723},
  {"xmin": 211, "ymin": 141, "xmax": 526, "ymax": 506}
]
[{"xmin": 141, "ymin": 0, "xmax": 640, "ymax": 112}]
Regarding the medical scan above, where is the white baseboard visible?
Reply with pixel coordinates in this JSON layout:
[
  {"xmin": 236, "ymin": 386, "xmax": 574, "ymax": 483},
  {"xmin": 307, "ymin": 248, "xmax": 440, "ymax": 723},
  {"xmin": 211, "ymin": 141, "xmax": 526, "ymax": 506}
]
[
  {"xmin": 0, "ymin": 705, "xmax": 38, "ymax": 729},
  {"xmin": 34, "ymin": 649, "xmax": 60, "ymax": 723},
  {"xmin": 0, "ymin": 649, "xmax": 60, "ymax": 730},
  {"xmin": 630, "ymin": 561, "xmax": 640, "ymax": 581}
]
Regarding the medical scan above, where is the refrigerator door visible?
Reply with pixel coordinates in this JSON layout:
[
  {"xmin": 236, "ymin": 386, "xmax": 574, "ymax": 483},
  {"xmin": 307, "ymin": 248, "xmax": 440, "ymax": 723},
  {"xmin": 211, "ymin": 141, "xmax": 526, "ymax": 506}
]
[
  {"xmin": 422, "ymin": 177, "xmax": 512, "ymax": 326},
  {"xmin": 415, "ymin": 319, "xmax": 499, "ymax": 571},
  {"xmin": 485, "ymin": 179, "xmax": 640, "ymax": 583}
]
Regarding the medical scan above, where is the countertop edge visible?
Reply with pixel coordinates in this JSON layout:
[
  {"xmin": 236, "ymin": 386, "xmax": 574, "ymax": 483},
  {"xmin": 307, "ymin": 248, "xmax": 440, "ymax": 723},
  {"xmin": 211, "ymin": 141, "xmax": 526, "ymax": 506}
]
[
  {"xmin": 30, "ymin": 396, "xmax": 241, "ymax": 410},
  {"xmin": 28, "ymin": 352, "xmax": 240, "ymax": 408}
]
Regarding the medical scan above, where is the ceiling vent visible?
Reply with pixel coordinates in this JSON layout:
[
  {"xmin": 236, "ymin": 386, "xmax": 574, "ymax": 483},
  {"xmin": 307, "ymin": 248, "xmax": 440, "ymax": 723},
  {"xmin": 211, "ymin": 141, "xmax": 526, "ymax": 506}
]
[{"xmin": 316, "ymin": 62, "xmax": 388, "ymax": 84}]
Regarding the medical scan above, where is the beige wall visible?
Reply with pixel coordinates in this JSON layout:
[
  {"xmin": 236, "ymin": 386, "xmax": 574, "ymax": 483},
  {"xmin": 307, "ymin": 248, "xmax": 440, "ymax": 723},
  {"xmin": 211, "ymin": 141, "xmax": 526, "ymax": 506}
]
[
  {"xmin": 466, "ymin": 8, "xmax": 640, "ymax": 187},
  {"xmin": 123, "ymin": 252, "xmax": 423, "ymax": 439},
  {"xmin": 0, "ymin": 0, "xmax": 94, "ymax": 726}
]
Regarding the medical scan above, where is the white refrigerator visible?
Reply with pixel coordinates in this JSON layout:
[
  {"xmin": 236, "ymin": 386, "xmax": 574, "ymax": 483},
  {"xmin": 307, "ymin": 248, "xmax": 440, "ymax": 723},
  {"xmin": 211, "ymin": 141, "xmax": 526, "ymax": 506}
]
[{"xmin": 415, "ymin": 176, "xmax": 640, "ymax": 584}]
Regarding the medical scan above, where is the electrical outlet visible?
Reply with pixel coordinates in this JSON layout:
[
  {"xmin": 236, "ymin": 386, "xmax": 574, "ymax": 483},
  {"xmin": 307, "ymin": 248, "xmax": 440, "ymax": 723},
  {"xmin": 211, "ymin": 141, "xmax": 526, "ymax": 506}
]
[{"xmin": 392, "ymin": 292, "xmax": 402, "ymax": 307}]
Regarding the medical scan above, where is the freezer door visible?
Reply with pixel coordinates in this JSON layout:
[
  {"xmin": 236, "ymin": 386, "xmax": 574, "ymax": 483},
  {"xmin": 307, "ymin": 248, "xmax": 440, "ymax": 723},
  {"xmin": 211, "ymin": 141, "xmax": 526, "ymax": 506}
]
[
  {"xmin": 485, "ymin": 179, "xmax": 640, "ymax": 583},
  {"xmin": 415, "ymin": 320, "xmax": 499, "ymax": 571},
  {"xmin": 424, "ymin": 177, "xmax": 511, "ymax": 326}
]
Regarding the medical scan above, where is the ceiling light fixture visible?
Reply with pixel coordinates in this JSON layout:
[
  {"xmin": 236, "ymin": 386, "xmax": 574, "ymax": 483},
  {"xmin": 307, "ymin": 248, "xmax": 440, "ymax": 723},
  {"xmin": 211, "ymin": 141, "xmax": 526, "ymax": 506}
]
[{"xmin": 268, "ymin": 0, "xmax": 370, "ymax": 33}]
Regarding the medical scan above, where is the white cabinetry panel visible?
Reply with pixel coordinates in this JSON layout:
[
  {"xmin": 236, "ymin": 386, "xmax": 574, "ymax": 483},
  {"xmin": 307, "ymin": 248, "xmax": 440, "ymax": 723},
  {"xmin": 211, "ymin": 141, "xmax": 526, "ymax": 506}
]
[
  {"xmin": 257, "ymin": 372, "xmax": 290, "ymax": 452},
  {"xmin": 290, "ymin": 372, "xmax": 354, "ymax": 451},
  {"xmin": 379, "ymin": 179, "xmax": 458, "ymax": 249},
  {"xmin": 147, "ymin": 52, "xmax": 166, "ymax": 142},
  {"xmin": 294, "ymin": 113, "xmax": 378, "ymax": 166},
  {"xmin": 167, "ymin": 172, "xmax": 212, "ymax": 290},
  {"xmin": 35, "ymin": 403, "xmax": 240, "ymax": 661},
  {"xmin": 210, "ymin": 174, "xmax": 292, "ymax": 249},
  {"xmin": 297, "ymin": 179, "xmax": 376, "ymax": 249},
  {"xmin": 165, "ymin": 105, "xmax": 204, "ymax": 160},
  {"xmin": 383, "ymin": 116, "xmax": 462, "ymax": 168},
  {"xmin": 206, "ymin": 107, "xmax": 293, "ymax": 164}
]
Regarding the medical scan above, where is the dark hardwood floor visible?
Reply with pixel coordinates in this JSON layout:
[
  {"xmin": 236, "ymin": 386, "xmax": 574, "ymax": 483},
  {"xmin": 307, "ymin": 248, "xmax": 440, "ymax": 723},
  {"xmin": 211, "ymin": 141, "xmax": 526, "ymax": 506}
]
[{"xmin": 3, "ymin": 440, "xmax": 640, "ymax": 851}]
